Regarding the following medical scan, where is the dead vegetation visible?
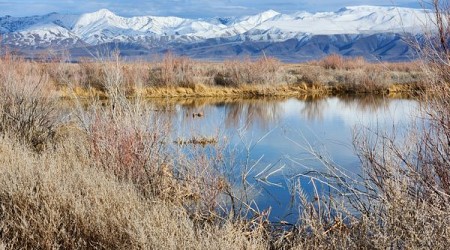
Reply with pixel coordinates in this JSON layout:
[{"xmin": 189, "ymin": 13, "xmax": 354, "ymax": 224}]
[
  {"xmin": 0, "ymin": 1, "xmax": 449, "ymax": 248},
  {"xmin": 0, "ymin": 55, "xmax": 60, "ymax": 150},
  {"xmin": 0, "ymin": 135, "xmax": 271, "ymax": 249},
  {"xmin": 288, "ymin": 1, "xmax": 450, "ymax": 248},
  {"xmin": 0, "ymin": 46, "xmax": 447, "ymax": 248},
  {"xmin": 2, "ymin": 50, "xmax": 422, "ymax": 99},
  {"xmin": 292, "ymin": 54, "xmax": 426, "ymax": 94},
  {"xmin": 0, "ymin": 53, "xmax": 270, "ymax": 249}
]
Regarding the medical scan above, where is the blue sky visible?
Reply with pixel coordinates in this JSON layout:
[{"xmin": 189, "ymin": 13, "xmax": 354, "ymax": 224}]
[{"xmin": 0, "ymin": 0, "xmax": 422, "ymax": 17}]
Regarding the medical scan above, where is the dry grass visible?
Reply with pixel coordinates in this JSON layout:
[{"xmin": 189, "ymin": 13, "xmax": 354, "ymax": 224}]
[
  {"xmin": 290, "ymin": 3, "xmax": 450, "ymax": 248},
  {"xmin": 0, "ymin": 20, "xmax": 449, "ymax": 248},
  {"xmin": 314, "ymin": 54, "xmax": 422, "ymax": 72},
  {"xmin": 148, "ymin": 52, "xmax": 197, "ymax": 87},
  {"xmin": 0, "ymin": 58, "xmax": 443, "ymax": 249},
  {"xmin": 0, "ymin": 51, "xmax": 423, "ymax": 99},
  {"xmin": 291, "ymin": 54, "xmax": 426, "ymax": 94},
  {"xmin": 136, "ymin": 83, "xmax": 327, "ymax": 98},
  {"xmin": 0, "ymin": 53, "xmax": 270, "ymax": 249},
  {"xmin": 217, "ymin": 57, "xmax": 283, "ymax": 86},
  {"xmin": 0, "ymin": 135, "xmax": 270, "ymax": 249}
]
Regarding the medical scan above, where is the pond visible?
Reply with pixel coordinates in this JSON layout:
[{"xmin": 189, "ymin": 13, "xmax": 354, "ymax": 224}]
[{"xmin": 152, "ymin": 95, "xmax": 419, "ymax": 222}]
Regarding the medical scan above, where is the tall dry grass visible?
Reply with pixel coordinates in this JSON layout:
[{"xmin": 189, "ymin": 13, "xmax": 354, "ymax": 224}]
[{"xmin": 0, "ymin": 134, "xmax": 270, "ymax": 249}]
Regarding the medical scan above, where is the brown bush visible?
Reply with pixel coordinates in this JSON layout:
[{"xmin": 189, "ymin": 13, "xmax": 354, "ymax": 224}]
[
  {"xmin": 86, "ymin": 107, "xmax": 171, "ymax": 196},
  {"xmin": 78, "ymin": 60, "xmax": 105, "ymax": 90},
  {"xmin": 318, "ymin": 53, "xmax": 345, "ymax": 69},
  {"xmin": 218, "ymin": 57, "xmax": 283, "ymax": 86},
  {"xmin": 0, "ymin": 55, "xmax": 59, "ymax": 150},
  {"xmin": 148, "ymin": 53, "xmax": 196, "ymax": 87}
]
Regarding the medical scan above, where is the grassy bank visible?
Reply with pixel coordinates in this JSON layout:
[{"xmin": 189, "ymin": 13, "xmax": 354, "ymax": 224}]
[{"xmin": 19, "ymin": 52, "xmax": 424, "ymax": 99}]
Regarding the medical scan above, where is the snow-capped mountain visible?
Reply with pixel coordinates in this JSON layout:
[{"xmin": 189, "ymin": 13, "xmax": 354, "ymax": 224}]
[{"xmin": 0, "ymin": 6, "xmax": 431, "ymax": 61}]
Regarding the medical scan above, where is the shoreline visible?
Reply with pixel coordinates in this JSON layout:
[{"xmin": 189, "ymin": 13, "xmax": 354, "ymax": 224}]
[{"xmin": 59, "ymin": 82, "xmax": 423, "ymax": 100}]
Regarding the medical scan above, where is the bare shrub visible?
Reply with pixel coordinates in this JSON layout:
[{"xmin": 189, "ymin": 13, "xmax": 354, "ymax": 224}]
[
  {"xmin": 286, "ymin": 3, "xmax": 450, "ymax": 247},
  {"xmin": 335, "ymin": 69, "xmax": 391, "ymax": 93},
  {"xmin": 218, "ymin": 57, "xmax": 283, "ymax": 86},
  {"xmin": 318, "ymin": 53, "xmax": 345, "ymax": 70},
  {"xmin": 72, "ymin": 55, "xmax": 234, "ymax": 223},
  {"xmin": 307, "ymin": 54, "xmax": 426, "ymax": 92},
  {"xmin": 348, "ymin": 106, "xmax": 450, "ymax": 247},
  {"xmin": 413, "ymin": 1, "xmax": 449, "ymax": 83},
  {"xmin": 148, "ymin": 52, "xmax": 196, "ymax": 87},
  {"xmin": 86, "ymin": 107, "xmax": 172, "ymax": 196},
  {"xmin": 45, "ymin": 62, "xmax": 84, "ymax": 87},
  {"xmin": 85, "ymin": 105, "xmax": 235, "ymax": 221},
  {"xmin": 78, "ymin": 59, "xmax": 105, "ymax": 90},
  {"xmin": 316, "ymin": 54, "xmax": 419, "ymax": 72},
  {"xmin": 75, "ymin": 55, "xmax": 172, "ymax": 196},
  {"xmin": 0, "ymin": 55, "xmax": 59, "ymax": 149},
  {"xmin": 122, "ymin": 61, "xmax": 151, "ymax": 91}
]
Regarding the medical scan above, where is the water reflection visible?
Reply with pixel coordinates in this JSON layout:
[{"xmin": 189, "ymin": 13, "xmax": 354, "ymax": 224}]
[
  {"xmin": 149, "ymin": 95, "xmax": 418, "ymax": 222},
  {"xmin": 338, "ymin": 94, "xmax": 390, "ymax": 112},
  {"xmin": 153, "ymin": 95, "xmax": 408, "ymax": 129},
  {"xmin": 299, "ymin": 96, "xmax": 328, "ymax": 121},
  {"xmin": 223, "ymin": 100, "xmax": 282, "ymax": 130}
]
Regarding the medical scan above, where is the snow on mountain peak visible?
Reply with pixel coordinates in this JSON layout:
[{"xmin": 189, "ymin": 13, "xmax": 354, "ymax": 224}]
[
  {"xmin": 75, "ymin": 9, "xmax": 117, "ymax": 28},
  {"xmin": 260, "ymin": 10, "xmax": 281, "ymax": 18},
  {"xmin": 91, "ymin": 9, "xmax": 116, "ymax": 18},
  {"xmin": 0, "ymin": 6, "xmax": 430, "ymax": 47},
  {"xmin": 239, "ymin": 9, "xmax": 281, "ymax": 23}
]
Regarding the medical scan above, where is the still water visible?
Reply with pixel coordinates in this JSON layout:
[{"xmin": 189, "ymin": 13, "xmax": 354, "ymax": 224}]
[{"xmin": 153, "ymin": 96, "xmax": 418, "ymax": 222}]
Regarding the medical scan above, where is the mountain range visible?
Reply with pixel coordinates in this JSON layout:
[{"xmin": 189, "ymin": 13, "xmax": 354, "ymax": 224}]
[{"xmin": 0, "ymin": 6, "xmax": 431, "ymax": 61}]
